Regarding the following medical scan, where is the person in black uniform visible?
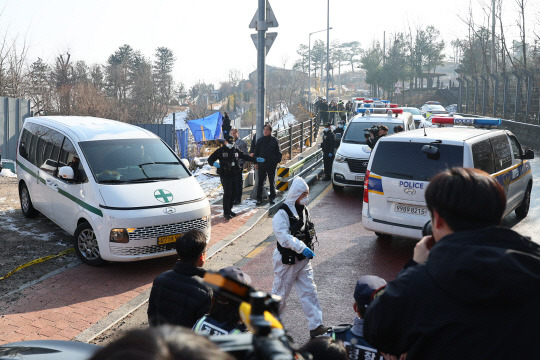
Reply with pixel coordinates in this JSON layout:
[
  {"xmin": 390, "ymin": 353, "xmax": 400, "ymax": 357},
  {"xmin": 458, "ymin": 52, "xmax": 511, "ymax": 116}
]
[
  {"xmin": 221, "ymin": 112, "xmax": 232, "ymax": 139},
  {"xmin": 208, "ymin": 136, "xmax": 264, "ymax": 220},
  {"xmin": 321, "ymin": 123, "xmax": 336, "ymax": 181},
  {"xmin": 366, "ymin": 125, "xmax": 388, "ymax": 149},
  {"xmin": 254, "ymin": 123, "xmax": 282, "ymax": 206}
]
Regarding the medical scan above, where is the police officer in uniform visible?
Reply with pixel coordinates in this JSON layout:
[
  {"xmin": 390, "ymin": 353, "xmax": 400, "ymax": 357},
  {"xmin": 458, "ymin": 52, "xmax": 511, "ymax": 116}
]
[
  {"xmin": 321, "ymin": 123, "xmax": 336, "ymax": 181},
  {"xmin": 330, "ymin": 275, "xmax": 387, "ymax": 360},
  {"xmin": 208, "ymin": 136, "xmax": 264, "ymax": 220},
  {"xmin": 271, "ymin": 177, "xmax": 328, "ymax": 338}
]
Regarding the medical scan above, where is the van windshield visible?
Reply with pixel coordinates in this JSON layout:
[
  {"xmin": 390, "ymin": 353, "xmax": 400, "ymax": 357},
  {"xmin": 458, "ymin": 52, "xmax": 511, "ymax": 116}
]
[
  {"xmin": 370, "ymin": 142, "xmax": 464, "ymax": 181},
  {"xmin": 79, "ymin": 139, "xmax": 190, "ymax": 184},
  {"xmin": 343, "ymin": 122, "xmax": 398, "ymax": 144}
]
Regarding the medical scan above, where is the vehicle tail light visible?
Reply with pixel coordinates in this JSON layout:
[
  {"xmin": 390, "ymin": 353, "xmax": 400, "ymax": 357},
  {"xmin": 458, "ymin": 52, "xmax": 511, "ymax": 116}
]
[{"xmin": 363, "ymin": 170, "xmax": 370, "ymax": 203}]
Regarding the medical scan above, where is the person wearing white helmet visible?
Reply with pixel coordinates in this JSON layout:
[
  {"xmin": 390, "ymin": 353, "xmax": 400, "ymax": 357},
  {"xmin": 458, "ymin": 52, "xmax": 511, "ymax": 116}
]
[{"xmin": 271, "ymin": 177, "xmax": 327, "ymax": 338}]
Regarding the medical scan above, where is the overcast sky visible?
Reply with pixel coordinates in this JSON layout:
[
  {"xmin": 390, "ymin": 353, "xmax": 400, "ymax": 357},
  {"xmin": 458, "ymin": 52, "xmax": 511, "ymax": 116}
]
[{"xmin": 1, "ymin": 0, "xmax": 538, "ymax": 88}]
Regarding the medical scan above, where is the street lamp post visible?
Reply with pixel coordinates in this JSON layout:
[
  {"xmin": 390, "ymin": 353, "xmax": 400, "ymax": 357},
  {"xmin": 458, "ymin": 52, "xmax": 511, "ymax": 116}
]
[{"xmin": 308, "ymin": 27, "xmax": 332, "ymax": 111}]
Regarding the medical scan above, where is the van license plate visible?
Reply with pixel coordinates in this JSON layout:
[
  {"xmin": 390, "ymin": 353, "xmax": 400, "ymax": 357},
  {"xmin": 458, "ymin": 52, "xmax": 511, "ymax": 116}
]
[
  {"xmin": 158, "ymin": 234, "xmax": 182, "ymax": 245},
  {"xmin": 395, "ymin": 204, "xmax": 426, "ymax": 216},
  {"xmin": 355, "ymin": 175, "xmax": 364, "ymax": 181}
]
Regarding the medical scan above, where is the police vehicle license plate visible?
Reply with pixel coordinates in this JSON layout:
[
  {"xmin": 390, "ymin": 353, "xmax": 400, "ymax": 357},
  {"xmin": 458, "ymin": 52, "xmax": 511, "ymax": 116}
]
[
  {"xmin": 158, "ymin": 234, "xmax": 182, "ymax": 245},
  {"xmin": 355, "ymin": 175, "xmax": 364, "ymax": 181},
  {"xmin": 394, "ymin": 204, "xmax": 426, "ymax": 216}
]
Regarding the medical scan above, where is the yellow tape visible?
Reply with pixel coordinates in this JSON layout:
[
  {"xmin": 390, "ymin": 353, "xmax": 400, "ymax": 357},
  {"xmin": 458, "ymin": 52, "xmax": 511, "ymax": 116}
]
[{"xmin": 0, "ymin": 248, "xmax": 75, "ymax": 281}]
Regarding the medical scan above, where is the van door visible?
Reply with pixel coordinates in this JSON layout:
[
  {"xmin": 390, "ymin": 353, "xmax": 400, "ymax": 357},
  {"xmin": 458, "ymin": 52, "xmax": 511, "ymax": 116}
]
[
  {"xmin": 490, "ymin": 135, "xmax": 515, "ymax": 214},
  {"xmin": 505, "ymin": 134, "xmax": 529, "ymax": 211},
  {"xmin": 28, "ymin": 125, "xmax": 64, "ymax": 219},
  {"xmin": 50, "ymin": 137, "xmax": 89, "ymax": 234}
]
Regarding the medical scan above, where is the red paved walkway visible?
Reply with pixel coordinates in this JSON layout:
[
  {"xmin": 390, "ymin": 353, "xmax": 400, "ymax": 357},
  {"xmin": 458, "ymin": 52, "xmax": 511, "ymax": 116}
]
[{"xmin": 0, "ymin": 204, "xmax": 258, "ymax": 343}]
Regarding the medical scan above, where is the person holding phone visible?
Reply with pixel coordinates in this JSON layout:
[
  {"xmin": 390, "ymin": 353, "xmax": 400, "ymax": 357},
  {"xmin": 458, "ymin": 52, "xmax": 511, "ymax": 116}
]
[{"xmin": 364, "ymin": 167, "xmax": 540, "ymax": 360}]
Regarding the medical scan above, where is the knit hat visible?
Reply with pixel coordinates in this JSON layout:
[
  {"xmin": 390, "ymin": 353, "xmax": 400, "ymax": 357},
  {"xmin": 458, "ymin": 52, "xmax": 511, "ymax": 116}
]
[{"xmin": 218, "ymin": 266, "xmax": 252, "ymax": 285}]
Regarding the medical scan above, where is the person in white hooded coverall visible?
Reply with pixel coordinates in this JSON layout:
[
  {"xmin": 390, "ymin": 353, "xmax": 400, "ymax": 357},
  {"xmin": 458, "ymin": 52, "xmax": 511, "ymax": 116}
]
[{"xmin": 271, "ymin": 177, "xmax": 327, "ymax": 338}]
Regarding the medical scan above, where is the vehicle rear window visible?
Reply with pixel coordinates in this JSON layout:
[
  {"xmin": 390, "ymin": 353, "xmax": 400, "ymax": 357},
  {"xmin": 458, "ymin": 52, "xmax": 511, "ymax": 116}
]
[{"xmin": 370, "ymin": 142, "xmax": 464, "ymax": 181}]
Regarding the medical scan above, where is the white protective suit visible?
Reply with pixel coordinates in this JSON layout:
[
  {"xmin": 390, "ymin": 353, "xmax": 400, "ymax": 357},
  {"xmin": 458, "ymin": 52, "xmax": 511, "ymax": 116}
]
[{"xmin": 271, "ymin": 177, "xmax": 323, "ymax": 331}]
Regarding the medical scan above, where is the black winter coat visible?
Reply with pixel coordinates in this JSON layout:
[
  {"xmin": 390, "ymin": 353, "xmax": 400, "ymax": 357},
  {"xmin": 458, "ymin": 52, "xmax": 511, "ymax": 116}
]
[
  {"xmin": 364, "ymin": 227, "xmax": 540, "ymax": 360},
  {"xmin": 147, "ymin": 262, "xmax": 212, "ymax": 328},
  {"xmin": 253, "ymin": 135, "xmax": 282, "ymax": 168},
  {"xmin": 321, "ymin": 130, "xmax": 336, "ymax": 153},
  {"xmin": 208, "ymin": 145, "xmax": 257, "ymax": 176}
]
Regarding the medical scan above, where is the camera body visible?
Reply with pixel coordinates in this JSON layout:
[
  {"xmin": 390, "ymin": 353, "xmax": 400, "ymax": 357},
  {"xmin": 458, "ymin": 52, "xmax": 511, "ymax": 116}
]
[{"xmin": 364, "ymin": 125, "xmax": 380, "ymax": 139}]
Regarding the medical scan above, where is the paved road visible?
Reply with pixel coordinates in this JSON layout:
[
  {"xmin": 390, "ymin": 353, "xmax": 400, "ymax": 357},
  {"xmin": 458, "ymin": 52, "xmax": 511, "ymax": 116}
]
[{"xmin": 92, "ymin": 154, "xmax": 540, "ymax": 347}]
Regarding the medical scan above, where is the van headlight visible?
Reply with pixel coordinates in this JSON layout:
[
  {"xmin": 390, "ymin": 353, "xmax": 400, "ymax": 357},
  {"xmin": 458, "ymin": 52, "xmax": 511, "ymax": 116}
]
[
  {"xmin": 335, "ymin": 154, "xmax": 346, "ymax": 163},
  {"xmin": 110, "ymin": 228, "xmax": 129, "ymax": 243}
]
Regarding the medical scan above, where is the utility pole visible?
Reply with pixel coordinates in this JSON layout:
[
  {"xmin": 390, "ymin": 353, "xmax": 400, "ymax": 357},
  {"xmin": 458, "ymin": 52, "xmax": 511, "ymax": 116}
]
[{"xmin": 326, "ymin": 0, "xmax": 330, "ymax": 101}]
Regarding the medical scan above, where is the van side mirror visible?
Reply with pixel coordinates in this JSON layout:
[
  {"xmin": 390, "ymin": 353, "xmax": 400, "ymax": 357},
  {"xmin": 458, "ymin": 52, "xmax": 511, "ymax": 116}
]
[
  {"xmin": 422, "ymin": 144, "xmax": 440, "ymax": 160},
  {"xmin": 523, "ymin": 149, "xmax": 534, "ymax": 160},
  {"xmin": 335, "ymin": 133, "xmax": 342, "ymax": 141},
  {"xmin": 58, "ymin": 166, "xmax": 75, "ymax": 180}
]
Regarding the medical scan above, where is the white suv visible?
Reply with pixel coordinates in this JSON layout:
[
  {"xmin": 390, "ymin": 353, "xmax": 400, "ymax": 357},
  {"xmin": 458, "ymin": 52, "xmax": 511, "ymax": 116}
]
[
  {"xmin": 331, "ymin": 109, "xmax": 415, "ymax": 191},
  {"xmin": 362, "ymin": 117, "xmax": 534, "ymax": 239}
]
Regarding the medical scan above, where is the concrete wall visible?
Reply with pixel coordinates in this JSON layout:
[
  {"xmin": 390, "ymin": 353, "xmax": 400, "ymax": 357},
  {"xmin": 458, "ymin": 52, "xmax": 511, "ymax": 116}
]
[{"xmin": 502, "ymin": 120, "xmax": 540, "ymax": 150}]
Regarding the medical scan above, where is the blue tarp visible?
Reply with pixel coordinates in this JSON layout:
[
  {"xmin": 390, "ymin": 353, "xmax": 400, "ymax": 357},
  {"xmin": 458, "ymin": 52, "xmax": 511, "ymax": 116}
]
[
  {"xmin": 186, "ymin": 112, "xmax": 223, "ymax": 142},
  {"xmin": 176, "ymin": 129, "xmax": 189, "ymax": 159}
]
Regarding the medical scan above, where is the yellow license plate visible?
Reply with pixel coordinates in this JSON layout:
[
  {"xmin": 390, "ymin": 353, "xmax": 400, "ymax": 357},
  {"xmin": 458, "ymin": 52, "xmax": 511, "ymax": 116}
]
[{"xmin": 158, "ymin": 234, "xmax": 182, "ymax": 245}]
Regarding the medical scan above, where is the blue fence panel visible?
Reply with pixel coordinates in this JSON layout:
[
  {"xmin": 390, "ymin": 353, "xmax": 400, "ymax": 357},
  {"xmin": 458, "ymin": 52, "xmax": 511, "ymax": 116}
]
[
  {"xmin": 135, "ymin": 123, "xmax": 175, "ymax": 150},
  {"xmin": 0, "ymin": 96, "xmax": 31, "ymax": 167}
]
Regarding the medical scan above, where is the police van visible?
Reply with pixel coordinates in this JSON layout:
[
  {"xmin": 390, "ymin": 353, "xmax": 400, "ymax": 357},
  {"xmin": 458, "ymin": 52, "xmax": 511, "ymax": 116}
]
[
  {"xmin": 362, "ymin": 116, "xmax": 534, "ymax": 239},
  {"xmin": 331, "ymin": 108, "xmax": 415, "ymax": 191},
  {"xmin": 16, "ymin": 116, "xmax": 211, "ymax": 265}
]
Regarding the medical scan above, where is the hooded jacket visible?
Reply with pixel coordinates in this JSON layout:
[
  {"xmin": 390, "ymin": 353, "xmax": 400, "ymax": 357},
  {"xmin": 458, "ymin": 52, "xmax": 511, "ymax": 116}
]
[
  {"xmin": 364, "ymin": 226, "xmax": 540, "ymax": 359},
  {"xmin": 272, "ymin": 177, "xmax": 310, "ymax": 255}
]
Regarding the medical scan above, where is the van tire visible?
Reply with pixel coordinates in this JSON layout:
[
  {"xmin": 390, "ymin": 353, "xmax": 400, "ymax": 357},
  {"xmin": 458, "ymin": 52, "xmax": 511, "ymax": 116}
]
[
  {"xmin": 375, "ymin": 232, "xmax": 392, "ymax": 239},
  {"xmin": 19, "ymin": 182, "xmax": 38, "ymax": 218},
  {"xmin": 515, "ymin": 184, "xmax": 531, "ymax": 219},
  {"xmin": 332, "ymin": 182, "xmax": 344, "ymax": 192},
  {"xmin": 74, "ymin": 222, "xmax": 106, "ymax": 266}
]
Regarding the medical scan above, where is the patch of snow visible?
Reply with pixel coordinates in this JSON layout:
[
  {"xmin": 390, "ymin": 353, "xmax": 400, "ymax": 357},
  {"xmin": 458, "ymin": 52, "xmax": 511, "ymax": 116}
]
[
  {"xmin": 163, "ymin": 110, "xmax": 189, "ymax": 130},
  {"xmin": 0, "ymin": 168, "xmax": 17, "ymax": 178}
]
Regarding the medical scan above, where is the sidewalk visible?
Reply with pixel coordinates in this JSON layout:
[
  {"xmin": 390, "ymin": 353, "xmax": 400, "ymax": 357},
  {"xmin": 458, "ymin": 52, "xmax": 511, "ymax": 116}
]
[
  {"xmin": 0, "ymin": 195, "xmax": 268, "ymax": 344},
  {"xmin": 0, "ymin": 136, "xmax": 324, "ymax": 344}
]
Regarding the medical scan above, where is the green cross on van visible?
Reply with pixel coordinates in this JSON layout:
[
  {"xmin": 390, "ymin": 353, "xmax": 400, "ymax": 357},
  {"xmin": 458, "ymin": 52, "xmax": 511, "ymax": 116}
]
[{"xmin": 154, "ymin": 189, "xmax": 173, "ymax": 203}]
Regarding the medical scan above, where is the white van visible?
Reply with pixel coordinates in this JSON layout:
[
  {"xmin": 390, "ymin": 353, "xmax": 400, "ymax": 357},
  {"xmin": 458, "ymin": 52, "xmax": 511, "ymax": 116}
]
[
  {"xmin": 362, "ymin": 117, "xmax": 534, "ymax": 239},
  {"xmin": 16, "ymin": 116, "xmax": 211, "ymax": 266},
  {"xmin": 332, "ymin": 109, "xmax": 415, "ymax": 191}
]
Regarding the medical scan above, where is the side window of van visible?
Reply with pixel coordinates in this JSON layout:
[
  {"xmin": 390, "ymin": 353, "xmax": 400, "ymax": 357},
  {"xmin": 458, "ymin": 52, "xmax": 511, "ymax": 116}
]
[
  {"xmin": 491, "ymin": 135, "xmax": 512, "ymax": 171},
  {"xmin": 472, "ymin": 140, "xmax": 495, "ymax": 174},
  {"xmin": 19, "ymin": 129, "xmax": 31, "ymax": 161},
  {"xmin": 508, "ymin": 135, "xmax": 522, "ymax": 160},
  {"xmin": 38, "ymin": 128, "xmax": 65, "ymax": 176},
  {"xmin": 58, "ymin": 138, "xmax": 85, "ymax": 182}
]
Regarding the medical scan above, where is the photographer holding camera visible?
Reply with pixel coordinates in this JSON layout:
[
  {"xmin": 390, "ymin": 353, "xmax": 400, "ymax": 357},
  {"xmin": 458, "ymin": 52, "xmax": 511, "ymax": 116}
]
[
  {"xmin": 364, "ymin": 167, "xmax": 540, "ymax": 360},
  {"xmin": 365, "ymin": 125, "xmax": 388, "ymax": 149}
]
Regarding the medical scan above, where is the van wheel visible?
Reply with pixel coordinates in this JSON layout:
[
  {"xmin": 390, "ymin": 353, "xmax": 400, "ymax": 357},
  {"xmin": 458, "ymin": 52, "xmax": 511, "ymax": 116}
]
[
  {"xmin": 19, "ymin": 182, "xmax": 38, "ymax": 218},
  {"xmin": 74, "ymin": 222, "xmax": 106, "ymax": 266},
  {"xmin": 515, "ymin": 184, "xmax": 531, "ymax": 219},
  {"xmin": 332, "ymin": 182, "xmax": 344, "ymax": 192},
  {"xmin": 375, "ymin": 232, "xmax": 392, "ymax": 239}
]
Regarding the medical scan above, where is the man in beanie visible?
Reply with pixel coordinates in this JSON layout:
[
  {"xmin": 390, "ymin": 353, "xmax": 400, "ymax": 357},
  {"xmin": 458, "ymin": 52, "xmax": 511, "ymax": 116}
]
[
  {"xmin": 193, "ymin": 266, "xmax": 251, "ymax": 335},
  {"xmin": 364, "ymin": 167, "xmax": 540, "ymax": 359},
  {"xmin": 329, "ymin": 275, "xmax": 386, "ymax": 359}
]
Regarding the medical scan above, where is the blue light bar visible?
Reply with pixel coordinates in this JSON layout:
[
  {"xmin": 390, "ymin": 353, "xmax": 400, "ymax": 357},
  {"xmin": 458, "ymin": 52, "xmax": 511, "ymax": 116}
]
[
  {"xmin": 381, "ymin": 100, "xmax": 390, "ymax": 104},
  {"xmin": 358, "ymin": 108, "xmax": 370, "ymax": 114},
  {"xmin": 454, "ymin": 118, "xmax": 502, "ymax": 126}
]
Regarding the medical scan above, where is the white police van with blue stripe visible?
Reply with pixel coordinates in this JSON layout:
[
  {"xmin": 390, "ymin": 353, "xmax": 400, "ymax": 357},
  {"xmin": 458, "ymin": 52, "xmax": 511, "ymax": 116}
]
[
  {"xmin": 362, "ymin": 117, "xmax": 534, "ymax": 239},
  {"xmin": 332, "ymin": 107, "xmax": 415, "ymax": 192},
  {"xmin": 16, "ymin": 116, "xmax": 211, "ymax": 265}
]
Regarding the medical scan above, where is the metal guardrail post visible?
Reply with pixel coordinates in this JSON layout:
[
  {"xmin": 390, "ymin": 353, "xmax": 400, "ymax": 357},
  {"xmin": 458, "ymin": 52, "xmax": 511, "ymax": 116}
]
[
  {"xmin": 288, "ymin": 127, "xmax": 293, "ymax": 159},
  {"xmin": 513, "ymin": 71, "xmax": 521, "ymax": 121},
  {"xmin": 481, "ymin": 75, "xmax": 488, "ymax": 116},
  {"xmin": 490, "ymin": 74, "xmax": 498, "ymax": 117},
  {"xmin": 502, "ymin": 73, "xmax": 509, "ymax": 119},
  {"xmin": 300, "ymin": 121, "xmax": 304, "ymax": 153},
  {"xmin": 310, "ymin": 118, "xmax": 313, "ymax": 148}
]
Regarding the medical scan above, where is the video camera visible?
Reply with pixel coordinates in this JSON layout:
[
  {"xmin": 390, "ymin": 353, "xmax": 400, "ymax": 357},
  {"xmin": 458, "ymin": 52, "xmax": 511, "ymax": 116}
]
[
  {"xmin": 203, "ymin": 271, "xmax": 309, "ymax": 360},
  {"xmin": 364, "ymin": 125, "xmax": 380, "ymax": 139}
]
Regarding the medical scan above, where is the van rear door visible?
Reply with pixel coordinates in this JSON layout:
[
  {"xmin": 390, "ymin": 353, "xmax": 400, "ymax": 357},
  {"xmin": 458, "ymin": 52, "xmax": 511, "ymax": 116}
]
[{"xmin": 367, "ymin": 141, "xmax": 464, "ymax": 231}]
